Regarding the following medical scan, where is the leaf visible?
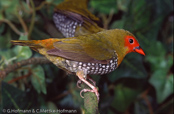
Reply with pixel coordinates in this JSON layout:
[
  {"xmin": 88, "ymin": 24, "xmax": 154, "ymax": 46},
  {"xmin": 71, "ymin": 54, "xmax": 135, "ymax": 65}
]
[
  {"xmin": 110, "ymin": 20, "xmax": 125, "ymax": 29},
  {"xmin": 134, "ymin": 100, "xmax": 150, "ymax": 114},
  {"xmin": 13, "ymin": 35, "xmax": 32, "ymax": 61},
  {"xmin": 0, "ymin": 49, "xmax": 16, "ymax": 66},
  {"xmin": 108, "ymin": 53, "xmax": 147, "ymax": 82},
  {"xmin": 3, "ymin": 0, "xmax": 19, "ymax": 20},
  {"xmin": 90, "ymin": 0, "xmax": 118, "ymax": 14},
  {"xmin": 146, "ymin": 41, "xmax": 173, "ymax": 103},
  {"xmin": 116, "ymin": 0, "xmax": 131, "ymax": 12},
  {"xmin": 145, "ymin": 41, "xmax": 167, "ymax": 72},
  {"xmin": 0, "ymin": 13, "xmax": 3, "ymax": 20},
  {"xmin": 150, "ymin": 71, "xmax": 173, "ymax": 103},
  {"xmin": 46, "ymin": 102, "xmax": 60, "ymax": 114},
  {"xmin": 146, "ymin": 41, "xmax": 166, "ymax": 57},
  {"xmin": 31, "ymin": 65, "xmax": 47, "ymax": 94},
  {"xmin": 0, "ymin": 27, "xmax": 12, "ymax": 49},
  {"xmin": 51, "ymin": 0, "xmax": 64, "ymax": 5},
  {"xmin": 2, "ymin": 81, "xmax": 36, "ymax": 110},
  {"xmin": 111, "ymin": 84, "xmax": 140, "ymax": 112}
]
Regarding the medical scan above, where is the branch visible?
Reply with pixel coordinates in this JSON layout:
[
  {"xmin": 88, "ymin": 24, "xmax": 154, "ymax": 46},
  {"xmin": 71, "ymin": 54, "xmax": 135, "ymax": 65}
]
[
  {"xmin": 0, "ymin": 57, "xmax": 50, "ymax": 78},
  {"xmin": 99, "ymin": 9, "xmax": 114, "ymax": 29},
  {"xmin": 0, "ymin": 19, "xmax": 24, "ymax": 35},
  {"xmin": 28, "ymin": 0, "xmax": 36, "ymax": 39},
  {"xmin": 140, "ymin": 88, "xmax": 154, "ymax": 114},
  {"xmin": 81, "ymin": 83, "xmax": 99, "ymax": 114},
  {"xmin": 8, "ymin": 69, "xmax": 32, "ymax": 84},
  {"xmin": 16, "ymin": 8, "xmax": 28, "ymax": 34}
]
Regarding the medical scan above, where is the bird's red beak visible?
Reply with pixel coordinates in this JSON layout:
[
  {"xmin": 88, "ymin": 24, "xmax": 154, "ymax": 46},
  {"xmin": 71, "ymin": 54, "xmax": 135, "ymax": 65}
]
[{"xmin": 134, "ymin": 46, "xmax": 145, "ymax": 56}]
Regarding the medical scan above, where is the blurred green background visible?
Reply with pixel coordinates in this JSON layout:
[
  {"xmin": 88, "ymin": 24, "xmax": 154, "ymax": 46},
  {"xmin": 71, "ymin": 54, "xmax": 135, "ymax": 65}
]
[{"xmin": 0, "ymin": 0, "xmax": 173, "ymax": 114}]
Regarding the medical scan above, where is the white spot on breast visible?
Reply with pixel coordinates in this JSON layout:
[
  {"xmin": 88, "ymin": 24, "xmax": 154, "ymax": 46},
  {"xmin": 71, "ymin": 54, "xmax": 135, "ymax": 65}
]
[
  {"xmin": 110, "ymin": 60, "xmax": 113, "ymax": 63},
  {"xmin": 83, "ymin": 64, "xmax": 86, "ymax": 67}
]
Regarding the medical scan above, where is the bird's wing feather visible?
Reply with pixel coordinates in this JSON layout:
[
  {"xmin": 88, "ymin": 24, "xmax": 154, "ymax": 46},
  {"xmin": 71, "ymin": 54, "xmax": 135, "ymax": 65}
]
[
  {"xmin": 47, "ymin": 35, "xmax": 115, "ymax": 64},
  {"xmin": 53, "ymin": 0, "xmax": 104, "ymax": 37}
]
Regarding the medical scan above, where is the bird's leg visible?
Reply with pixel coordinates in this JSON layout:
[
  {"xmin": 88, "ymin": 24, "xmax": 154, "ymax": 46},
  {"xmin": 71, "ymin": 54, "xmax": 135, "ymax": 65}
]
[
  {"xmin": 76, "ymin": 70, "xmax": 99, "ymax": 101},
  {"xmin": 87, "ymin": 75, "xmax": 96, "ymax": 86},
  {"xmin": 76, "ymin": 75, "xmax": 96, "ymax": 88}
]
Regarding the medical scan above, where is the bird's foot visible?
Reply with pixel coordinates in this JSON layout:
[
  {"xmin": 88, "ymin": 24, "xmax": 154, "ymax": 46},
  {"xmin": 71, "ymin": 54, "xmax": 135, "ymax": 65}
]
[
  {"xmin": 76, "ymin": 70, "xmax": 99, "ymax": 102},
  {"xmin": 76, "ymin": 75, "xmax": 96, "ymax": 88},
  {"xmin": 77, "ymin": 79, "xmax": 82, "ymax": 88},
  {"xmin": 80, "ymin": 88, "xmax": 99, "ymax": 101},
  {"xmin": 87, "ymin": 75, "xmax": 96, "ymax": 86}
]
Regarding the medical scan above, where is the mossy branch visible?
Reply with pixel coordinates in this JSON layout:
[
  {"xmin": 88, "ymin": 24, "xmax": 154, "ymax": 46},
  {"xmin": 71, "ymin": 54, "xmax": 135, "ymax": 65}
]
[
  {"xmin": 0, "ymin": 57, "xmax": 50, "ymax": 78},
  {"xmin": 81, "ymin": 83, "xmax": 99, "ymax": 114},
  {"xmin": 0, "ymin": 56, "xmax": 100, "ymax": 114}
]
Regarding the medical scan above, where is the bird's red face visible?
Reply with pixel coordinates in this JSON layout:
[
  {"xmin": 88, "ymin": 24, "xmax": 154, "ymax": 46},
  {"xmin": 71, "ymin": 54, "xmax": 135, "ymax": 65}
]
[{"xmin": 124, "ymin": 35, "xmax": 145, "ymax": 56}]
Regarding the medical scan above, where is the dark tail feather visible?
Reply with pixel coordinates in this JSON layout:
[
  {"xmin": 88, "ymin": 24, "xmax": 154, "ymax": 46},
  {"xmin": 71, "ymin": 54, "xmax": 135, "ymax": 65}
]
[{"xmin": 11, "ymin": 40, "xmax": 43, "ymax": 52}]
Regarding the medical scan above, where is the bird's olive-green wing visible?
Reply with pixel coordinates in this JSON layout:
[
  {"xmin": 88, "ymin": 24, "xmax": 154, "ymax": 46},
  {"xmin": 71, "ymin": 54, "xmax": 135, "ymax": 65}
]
[
  {"xmin": 47, "ymin": 36, "xmax": 115, "ymax": 64},
  {"xmin": 53, "ymin": 0, "xmax": 104, "ymax": 38}
]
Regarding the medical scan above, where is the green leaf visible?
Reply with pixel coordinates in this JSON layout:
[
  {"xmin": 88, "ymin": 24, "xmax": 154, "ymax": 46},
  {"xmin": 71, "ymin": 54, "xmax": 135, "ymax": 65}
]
[
  {"xmin": 3, "ymin": 0, "xmax": 19, "ymax": 20},
  {"xmin": 0, "ymin": 27, "xmax": 12, "ymax": 49},
  {"xmin": 146, "ymin": 41, "xmax": 173, "ymax": 103},
  {"xmin": 134, "ymin": 100, "xmax": 150, "ymax": 114},
  {"xmin": 146, "ymin": 41, "xmax": 166, "ymax": 57},
  {"xmin": 110, "ymin": 20, "xmax": 125, "ymax": 29},
  {"xmin": 0, "ymin": 49, "xmax": 16, "ymax": 66},
  {"xmin": 13, "ymin": 35, "xmax": 32, "ymax": 61},
  {"xmin": 0, "ymin": 0, "xmax": 12, "ymax": 7},
  {"xmin": 0, "ymin": 13, "xmax": 3, "ymax": 20},
  {"xmin": 108, "ymin": 53, "xmax": 147, "ymax": 82},
  {"xmin": 90, "ymin": 0, "xmax": 118, "ymax": 14},
  {"xmin": 52, "ymin": 0, "xmax": 64, "ymax": 5},
  {"xmin": 46, "ymin": 0, "xmax": 54, "ymax": 3},
  {"xmin": 111, "ymin": 84, "xmax": 140, "ymax": 112},
  {"xmin": 149, "ymin": 69, "xmax": 173, "ymax": 103},
  {"xmin": 116, "ymin": 0, "xmax": 131, "ymax": 12},
  {"xmin": 31, "ymin": 65, "xmax": 47, "ymax": 94},
  {"xmin": 2, "ymin": 81, "xmax": 35, "ymax": 110},
  {"xmin": 145, "ymin": 41, "xmax": 171, "ymax": 72},
  {"xmin": 46, "ymin": 102, "xmax": 60, "ymax": 114}
]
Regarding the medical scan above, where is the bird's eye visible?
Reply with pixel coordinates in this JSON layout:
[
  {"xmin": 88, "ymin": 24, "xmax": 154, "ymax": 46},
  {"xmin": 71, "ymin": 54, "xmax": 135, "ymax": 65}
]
[{"xmin": 129, "ymin": 39, "xmax": 134, "ymax": 44}]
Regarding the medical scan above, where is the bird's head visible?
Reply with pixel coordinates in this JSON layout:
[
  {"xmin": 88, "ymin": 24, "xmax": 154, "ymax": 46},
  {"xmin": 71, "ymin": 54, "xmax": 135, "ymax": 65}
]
[{"xmin": 124, "ymin": 35, "xmax": 145, "ymax": 56}]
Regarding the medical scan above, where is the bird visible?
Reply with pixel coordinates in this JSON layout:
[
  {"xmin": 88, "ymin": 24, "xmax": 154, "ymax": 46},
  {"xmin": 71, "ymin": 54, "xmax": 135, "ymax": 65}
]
[
  {"xmin": 53, "ymin": 0, "xmax": 104, "ymax": 38},
  {"xmin": 11, "ymin": 29, "xmax": 145, "ymax": 101}
]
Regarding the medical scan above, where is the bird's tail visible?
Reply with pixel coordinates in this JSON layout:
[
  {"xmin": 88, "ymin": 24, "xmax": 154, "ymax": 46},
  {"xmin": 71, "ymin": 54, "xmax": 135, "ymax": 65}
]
[
  {"xmin": 11, "ymin": 40, "xmax": 41, "ymax": 47},
  {"xmin": 11, "ymin": 40, "xmax": 43, "ymax": 52},
  {"xmin": 11, "ymin": 38, "xmax": 60, "ymax": 52}
]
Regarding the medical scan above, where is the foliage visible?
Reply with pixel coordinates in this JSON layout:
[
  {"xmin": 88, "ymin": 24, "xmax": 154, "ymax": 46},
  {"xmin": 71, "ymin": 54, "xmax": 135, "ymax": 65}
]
[{"xmin": 0, "ymin": 0, "xmax": 173, "ymax": 114}]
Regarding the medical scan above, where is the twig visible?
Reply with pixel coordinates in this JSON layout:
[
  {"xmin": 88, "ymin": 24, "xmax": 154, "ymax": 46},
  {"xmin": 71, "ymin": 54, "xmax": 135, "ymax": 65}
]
[
  {"xmin": 8, "ymin": 69, "xmax": 32, "ymax": 84},
  {"xmin": 28, "ymin": 0, "xmax": 36, "ymax": 39},
  {"xmin": 16, "ymin": 8, "xmax": 28, "ymax": 34},
  {"xmin": 0, "ymin": 19, "xmax": 24, "ymax": 35},
  {"xmin": 35, "ymin": 1, "xmax": 47, "ymax": 11},
  {"xmin": 35, "ymin": 1, "xmax": 57, "ymax": 11},
  {"xmin": 99, "ymin": 9, "xmax": 114, "ymax": 29},
  {"xmin": 140, "ymin": 89, "xmax": 154, "ymax": 114},
  {"xmin": 0, "ymin": 57, "xmax": 50, "ymax": 78}
]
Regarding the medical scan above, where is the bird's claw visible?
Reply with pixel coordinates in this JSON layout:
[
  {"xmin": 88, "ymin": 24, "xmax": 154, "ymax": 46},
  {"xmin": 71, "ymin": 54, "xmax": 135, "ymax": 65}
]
[
  {"xmin": 76, "ymin": 71, "xmax": 99, "ymax": 102},
  {"xmin": 88, "ymin": 77, "xmax": 96, "ymax": 86},
  {"xmin": 77, "ymin": 80, "xmax": 82, "ymax": 88},
  {"xmin": 80, "ymin": 88, "xmax": 99, "ymax": 102},
  {"xmin": 77, "ymin": 76, "xmax": 96, "ymax": 88}
]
